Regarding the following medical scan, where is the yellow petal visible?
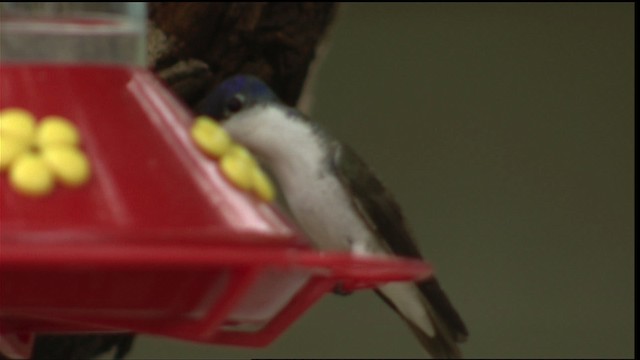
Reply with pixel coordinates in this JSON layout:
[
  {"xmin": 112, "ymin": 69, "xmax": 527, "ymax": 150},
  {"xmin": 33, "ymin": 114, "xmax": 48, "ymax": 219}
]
[
  {"xmin": 0, "ymin": 135, "xmax": 31, "ymax": 171},
  {"xmin": 220, "ymin": 152, "xmax": 252, "ymax": 190},
  {"xmin": 191, "ymin": 116, "xmax": 232, "ymax": 158},
  {"xmin": 36, "ymin": 116, "xmax": 80, "ymax": 147},
  {"xmin": 0, "ymin": 108, "xmax": 36, "ymax": 141},
  {"xmin": 252, "ymin": 166, "xmax": 276, "ymax": 202},
  {"xmin": 226, "ymin": 144, "xmax": 257, "ymax": 165},
  {"xmin": 9, "ymin": 152, "xmax": 55, "ymax": 196},
  {"xmin": 42, "ymin": 146, "xmax": 91, "ymax": 187}
]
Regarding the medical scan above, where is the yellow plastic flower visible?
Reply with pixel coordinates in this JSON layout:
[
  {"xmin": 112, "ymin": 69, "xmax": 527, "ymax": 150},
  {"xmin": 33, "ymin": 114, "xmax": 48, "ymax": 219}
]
[
  {"xmin": 191, "ymin": 115, "xmax": 276, "ymax": 202},
  {"xmin": 0, "ymin": 108, "xmax": 91, "ymax": 197},
  {"xmin": 191, "ymin": 116, "xmax": 232, "ymax": 158},
  {"xmin": 251, "ymin": 165, "xmax": 276, "ymax": 202}
]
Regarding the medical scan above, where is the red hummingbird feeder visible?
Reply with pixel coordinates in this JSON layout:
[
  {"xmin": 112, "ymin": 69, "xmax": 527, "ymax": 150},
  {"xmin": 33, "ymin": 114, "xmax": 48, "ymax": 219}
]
[{"xmin": 0, "ymin": 3, "xmax": 431, "ymax": 359}]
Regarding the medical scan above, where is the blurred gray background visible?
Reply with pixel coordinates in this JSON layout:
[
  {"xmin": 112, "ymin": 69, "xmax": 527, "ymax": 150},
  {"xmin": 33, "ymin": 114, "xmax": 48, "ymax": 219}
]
[{"xmin": 131, "ymin": 3, "xmax": 634, "ymax": 358}]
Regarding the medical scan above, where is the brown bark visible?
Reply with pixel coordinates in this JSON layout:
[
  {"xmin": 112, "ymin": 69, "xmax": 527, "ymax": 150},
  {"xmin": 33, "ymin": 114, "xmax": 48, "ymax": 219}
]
[{"xmin": 148, "ymin": 2, "xmax": 338, "ymax": 108}]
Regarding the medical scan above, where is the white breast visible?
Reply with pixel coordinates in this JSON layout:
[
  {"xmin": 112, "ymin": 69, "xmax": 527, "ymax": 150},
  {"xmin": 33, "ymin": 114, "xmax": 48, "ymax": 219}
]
[
  {"xmin": 284, "ymin": 160, "xmax": 377, "ymax": 253},
  {"xmin": 223, "ymin": 105, "xmax": 381, "ymax": 254}
]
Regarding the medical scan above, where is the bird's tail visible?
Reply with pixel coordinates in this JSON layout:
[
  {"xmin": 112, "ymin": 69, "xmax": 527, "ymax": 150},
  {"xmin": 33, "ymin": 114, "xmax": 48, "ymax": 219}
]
[{"xmin": 376, "ymin": 277, "xmax": 468, "ymax": 358}]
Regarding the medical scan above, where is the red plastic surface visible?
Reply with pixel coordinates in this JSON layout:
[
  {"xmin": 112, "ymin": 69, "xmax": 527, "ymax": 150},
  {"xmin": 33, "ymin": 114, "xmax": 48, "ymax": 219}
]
[
  {"xmin": 0, "ymin": 64, "xmax": 298, "ymax": 243},
  {"xmin": 0, "ymin": 64, "xmax": 432, "ymax": 357}
]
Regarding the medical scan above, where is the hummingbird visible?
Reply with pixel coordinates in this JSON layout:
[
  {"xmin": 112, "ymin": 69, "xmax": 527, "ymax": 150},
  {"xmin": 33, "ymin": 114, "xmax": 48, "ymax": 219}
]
[{"xmin": 198, "ymin": 75, "xmax": 468, "ymax": 358}]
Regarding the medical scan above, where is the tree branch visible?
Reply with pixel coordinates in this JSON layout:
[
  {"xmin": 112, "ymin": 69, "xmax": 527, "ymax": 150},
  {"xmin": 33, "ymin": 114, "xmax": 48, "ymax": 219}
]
[{"xmin": 148, "ymin": 2, "xmax": 338, "ymax": 108}]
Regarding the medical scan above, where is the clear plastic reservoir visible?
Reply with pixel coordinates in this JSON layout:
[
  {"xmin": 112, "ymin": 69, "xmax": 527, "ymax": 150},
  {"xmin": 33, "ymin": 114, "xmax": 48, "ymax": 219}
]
[{"xmin": 0, "ymin": 2, "xmax": 146, "ymax": 66}]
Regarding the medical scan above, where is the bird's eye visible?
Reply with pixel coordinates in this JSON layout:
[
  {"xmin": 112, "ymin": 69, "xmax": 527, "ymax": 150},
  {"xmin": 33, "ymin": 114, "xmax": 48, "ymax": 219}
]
[{"xmin": 225, "ymin": 94, "xmax": 246, "ymax": 115}]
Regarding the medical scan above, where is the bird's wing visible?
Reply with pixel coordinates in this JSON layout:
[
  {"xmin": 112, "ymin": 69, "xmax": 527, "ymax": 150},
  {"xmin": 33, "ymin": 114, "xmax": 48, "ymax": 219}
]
[
  {"xmin": 328, "ymin": 141, "xmax": 422, "ymax": 258},
  {"xmin": 330, "ymin": 142, "xmax": 469, "ymax": 346}
]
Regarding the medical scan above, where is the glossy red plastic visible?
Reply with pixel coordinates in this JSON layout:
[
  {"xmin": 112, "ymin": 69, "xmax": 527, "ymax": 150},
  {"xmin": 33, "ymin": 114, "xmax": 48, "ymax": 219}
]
[{"xmin": 0, "ymin": 64, "xmax": 432, "ymax": 358}]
